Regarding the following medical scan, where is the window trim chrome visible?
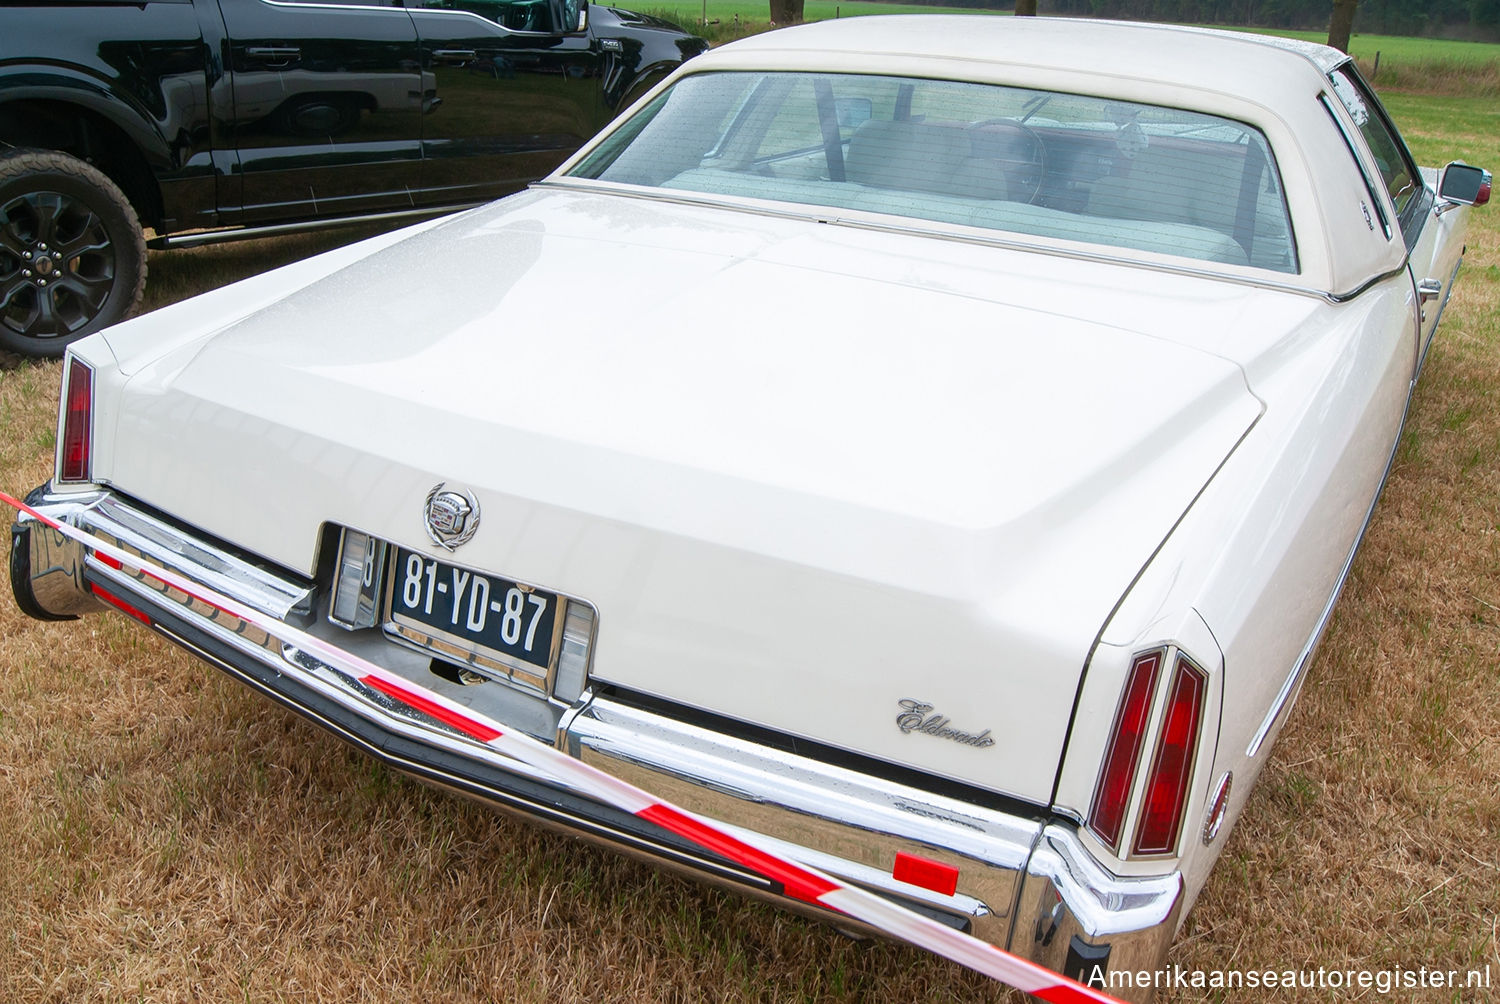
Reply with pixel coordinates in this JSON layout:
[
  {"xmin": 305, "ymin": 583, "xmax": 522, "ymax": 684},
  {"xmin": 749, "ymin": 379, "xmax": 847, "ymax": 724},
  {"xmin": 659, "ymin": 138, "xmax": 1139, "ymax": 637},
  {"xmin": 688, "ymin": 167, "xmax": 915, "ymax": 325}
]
[{"xmin": 1320, "ymin": 92, "xmax": 1393, "ymax": 241}]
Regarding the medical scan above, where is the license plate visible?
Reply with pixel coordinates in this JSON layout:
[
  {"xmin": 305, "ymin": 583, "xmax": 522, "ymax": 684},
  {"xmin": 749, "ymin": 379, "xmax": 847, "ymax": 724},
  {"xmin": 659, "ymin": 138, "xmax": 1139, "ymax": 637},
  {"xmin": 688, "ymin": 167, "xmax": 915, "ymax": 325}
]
[{"xmin": 385, "ymin": 549, "xmax": 560, "ymax": 683}]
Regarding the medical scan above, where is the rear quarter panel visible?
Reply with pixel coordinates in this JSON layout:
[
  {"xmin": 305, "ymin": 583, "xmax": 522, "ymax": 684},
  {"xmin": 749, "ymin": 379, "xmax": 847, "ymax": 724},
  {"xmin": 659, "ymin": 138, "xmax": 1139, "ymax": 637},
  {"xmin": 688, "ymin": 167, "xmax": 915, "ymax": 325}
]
[{"xmin": 1056, "ymin": 274, "xmax": 1417, "ymax": 911}]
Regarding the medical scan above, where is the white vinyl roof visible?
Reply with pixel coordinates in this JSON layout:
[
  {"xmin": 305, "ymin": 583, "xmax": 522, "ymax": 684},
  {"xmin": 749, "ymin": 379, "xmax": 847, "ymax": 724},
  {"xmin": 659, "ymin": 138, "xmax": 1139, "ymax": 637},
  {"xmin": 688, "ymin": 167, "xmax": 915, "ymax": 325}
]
[{"xmin": 705, "ymin": 16, "xmax": 1350, "ymax": 88}]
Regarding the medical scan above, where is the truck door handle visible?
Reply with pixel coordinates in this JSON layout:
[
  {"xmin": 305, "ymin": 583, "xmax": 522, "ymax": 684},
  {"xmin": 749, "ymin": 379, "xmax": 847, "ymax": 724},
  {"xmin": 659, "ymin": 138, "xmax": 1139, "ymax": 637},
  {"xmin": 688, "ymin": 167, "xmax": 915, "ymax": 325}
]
[
  {"xmin": 245, "ymin": 46, "xmax": 302, "ymax": 64},
  {"xmin": 433, "ymin": 49, "xmax": 478, "ymax": 64}
]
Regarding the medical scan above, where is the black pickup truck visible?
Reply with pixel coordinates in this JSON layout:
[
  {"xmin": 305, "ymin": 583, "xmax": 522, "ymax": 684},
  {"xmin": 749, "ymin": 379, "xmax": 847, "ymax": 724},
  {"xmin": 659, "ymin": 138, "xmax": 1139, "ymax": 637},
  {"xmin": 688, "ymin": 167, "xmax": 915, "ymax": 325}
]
[{"xmin": 0, "ymin": 0, "xmax": 706, "ymax": 357}]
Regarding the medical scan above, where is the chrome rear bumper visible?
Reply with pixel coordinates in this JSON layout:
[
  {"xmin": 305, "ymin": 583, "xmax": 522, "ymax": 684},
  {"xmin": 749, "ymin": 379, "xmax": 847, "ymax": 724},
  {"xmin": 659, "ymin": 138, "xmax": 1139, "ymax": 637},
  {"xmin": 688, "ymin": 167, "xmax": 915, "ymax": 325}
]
[{"xmin": 11, "ymin": 484, "xmax": 1181, "ymax": 994}]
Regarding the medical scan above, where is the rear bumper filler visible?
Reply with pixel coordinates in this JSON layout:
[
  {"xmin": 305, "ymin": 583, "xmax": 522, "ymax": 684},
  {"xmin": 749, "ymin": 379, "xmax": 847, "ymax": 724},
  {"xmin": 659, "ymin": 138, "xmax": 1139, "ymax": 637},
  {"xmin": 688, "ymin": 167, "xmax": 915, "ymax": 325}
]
[{"xmin": 10, "ymin": 483, "xmax": 1182, "ymax": 983}]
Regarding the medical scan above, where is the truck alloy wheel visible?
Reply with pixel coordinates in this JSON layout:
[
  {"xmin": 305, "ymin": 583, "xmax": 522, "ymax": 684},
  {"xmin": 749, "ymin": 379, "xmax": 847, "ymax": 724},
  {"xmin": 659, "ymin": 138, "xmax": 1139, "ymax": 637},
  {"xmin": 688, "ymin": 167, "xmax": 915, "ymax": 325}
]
[{"xmin": 0, "ymin": 150, "xmax": 146, "ymax": 358}]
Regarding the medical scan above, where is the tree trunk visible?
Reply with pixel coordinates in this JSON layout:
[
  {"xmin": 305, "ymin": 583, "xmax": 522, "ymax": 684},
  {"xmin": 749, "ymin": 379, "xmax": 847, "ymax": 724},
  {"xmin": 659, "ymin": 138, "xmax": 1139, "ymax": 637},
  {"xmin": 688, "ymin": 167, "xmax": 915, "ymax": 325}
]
[
  {"xmin": 1328, "ymin": 0, "xmax": 1358, "ymax": 53},
  {"xmin": 768, "ymin": 0, "xmax": 804, "ymax": 24},
  {"xmin": 1014, "ymin": 0, "xmax": 1038, "ymax": 14}
]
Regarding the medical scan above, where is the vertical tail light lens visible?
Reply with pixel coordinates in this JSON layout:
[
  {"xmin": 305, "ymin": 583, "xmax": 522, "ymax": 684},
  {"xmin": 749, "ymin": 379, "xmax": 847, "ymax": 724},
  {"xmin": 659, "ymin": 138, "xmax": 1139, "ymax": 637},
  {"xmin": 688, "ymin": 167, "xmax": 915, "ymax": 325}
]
[
  {"xmin": 1131, "ymin": 656, "xmax": 1208, "ymax": 856},
  {"xmin": 1087, "ymin": 650, "xmax": 1163, "ymax": 853},
  {"xmin": 59, "ymin": 356, "xmax": 94, "ymax": 483}
]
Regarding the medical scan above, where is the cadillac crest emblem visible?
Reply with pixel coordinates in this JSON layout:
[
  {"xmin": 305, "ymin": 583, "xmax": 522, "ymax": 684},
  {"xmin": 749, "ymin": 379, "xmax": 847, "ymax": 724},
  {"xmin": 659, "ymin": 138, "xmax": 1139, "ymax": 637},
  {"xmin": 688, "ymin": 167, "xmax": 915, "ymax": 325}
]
[{"xmin": 424, "ymin": 483, "xmax": 480, "ymax": 551}]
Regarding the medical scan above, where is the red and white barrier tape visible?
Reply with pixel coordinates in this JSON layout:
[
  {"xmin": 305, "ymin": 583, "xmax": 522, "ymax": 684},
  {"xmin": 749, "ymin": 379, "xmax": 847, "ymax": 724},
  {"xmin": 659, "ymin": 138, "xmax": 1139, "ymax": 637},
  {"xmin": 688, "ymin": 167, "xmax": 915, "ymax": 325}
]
[{"xmin": 3, "ymin": 488, "xmax": 1122, "ymax": 1004}]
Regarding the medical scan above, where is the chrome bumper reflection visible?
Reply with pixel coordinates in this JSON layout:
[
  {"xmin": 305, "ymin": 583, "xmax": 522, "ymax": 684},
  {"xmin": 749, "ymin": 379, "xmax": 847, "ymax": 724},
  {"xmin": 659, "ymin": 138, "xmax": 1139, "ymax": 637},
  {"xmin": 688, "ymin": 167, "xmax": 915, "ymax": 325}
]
[
  {"xmin": 11, "ymin": 484, "xmax": 1181, "ymax": 985},
  {"xmin": 567, "ymin": 697, "xmax": 1029, "ymax": 942},
  {"xmin": 15, "ymin": 484, "xmax": 314, "ymax": 622}
]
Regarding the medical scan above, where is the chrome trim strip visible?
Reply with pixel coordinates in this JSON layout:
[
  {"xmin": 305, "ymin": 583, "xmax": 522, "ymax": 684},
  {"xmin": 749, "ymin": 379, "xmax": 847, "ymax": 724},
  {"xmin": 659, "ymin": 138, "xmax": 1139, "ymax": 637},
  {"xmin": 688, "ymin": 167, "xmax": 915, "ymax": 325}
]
[
  {"xmin": 1321, "ymin": 91, "xmax": 1392, "ymax": 240},
  {"xmin": 146, "ymin": 619, "xmax": 960, "ymax": 945},
  {"xmin": 256, "ymin": 0, "xmax": 415, "ymax": 14},
  {"xmin": 148, "ymin": 205, "xmax": 482, "ymax": 250},
  {"xmin": 1246, "ymin": 547, "xmax": 1352, "ymax": 757},
  {"xmin": 1325, "ymin": 263, "xmax": 1410, "ymax": 304},
  {"xmin": 408, "ymin": 4, "xmax": 580, "ymax": 34},
  {"xmin": 569, "ymin": 695, "xmax": 1182, "ymax": 965},
  {"xmin": 1201, "ymin": 770, "xmax": 1232, "ymax": 846}
]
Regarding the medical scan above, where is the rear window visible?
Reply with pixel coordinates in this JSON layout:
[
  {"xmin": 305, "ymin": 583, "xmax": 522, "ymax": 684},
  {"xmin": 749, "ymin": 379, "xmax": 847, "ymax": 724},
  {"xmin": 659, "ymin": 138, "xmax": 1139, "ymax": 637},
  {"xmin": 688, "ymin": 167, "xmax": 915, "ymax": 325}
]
[{"xmin": 569, "ymin": 71, "xmax": 1298, "ymax": 273}]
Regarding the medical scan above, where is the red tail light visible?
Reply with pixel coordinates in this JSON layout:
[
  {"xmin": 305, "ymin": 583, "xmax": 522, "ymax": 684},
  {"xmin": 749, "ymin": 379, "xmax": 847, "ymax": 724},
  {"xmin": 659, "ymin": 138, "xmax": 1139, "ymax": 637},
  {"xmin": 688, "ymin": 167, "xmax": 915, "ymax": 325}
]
[
  {"xmin": 1477, "ymin": 175, "xmax": 1491, "ymax": 207},
  {"xmin": 1087, "ymin": 650, "xmax": 1162, "ymax": 852},
  {"xmin": 1131, "ymin": 656, "xmax": 1207, "ymax": 856},
  {"xmin": 59, "ymin": 357, "xmax": 94, "ymax": 483}
]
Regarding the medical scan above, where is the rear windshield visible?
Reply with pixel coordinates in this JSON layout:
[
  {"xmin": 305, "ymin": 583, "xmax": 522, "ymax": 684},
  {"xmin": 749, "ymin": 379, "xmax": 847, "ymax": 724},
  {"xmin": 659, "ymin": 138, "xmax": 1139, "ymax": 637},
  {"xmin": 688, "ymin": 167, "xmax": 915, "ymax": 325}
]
[{"xmin": 569, "ymin": 71, "xmax": 1298, "ymax": 273}]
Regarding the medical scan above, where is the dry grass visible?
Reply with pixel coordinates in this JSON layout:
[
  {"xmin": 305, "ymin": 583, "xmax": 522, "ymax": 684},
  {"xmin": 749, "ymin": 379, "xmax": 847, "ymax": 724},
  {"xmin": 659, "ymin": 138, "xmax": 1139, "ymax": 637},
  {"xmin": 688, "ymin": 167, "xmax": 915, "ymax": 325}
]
[
  {"xmin": 1358, "ymin": 55, "xmax": 1500, "ymax": 97},
  {"xmin": 3, "ymin": 110, "xmax": 1499, "ymax": 1001}
]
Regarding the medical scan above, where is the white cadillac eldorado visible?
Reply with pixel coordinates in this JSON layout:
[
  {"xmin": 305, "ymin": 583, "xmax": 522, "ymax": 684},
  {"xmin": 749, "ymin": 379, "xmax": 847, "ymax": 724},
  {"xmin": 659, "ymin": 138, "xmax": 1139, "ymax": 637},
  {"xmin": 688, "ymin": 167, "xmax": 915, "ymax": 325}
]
[{"xmin": 8, "ymin": 16, "xmax": 1489, "ymax": 998}]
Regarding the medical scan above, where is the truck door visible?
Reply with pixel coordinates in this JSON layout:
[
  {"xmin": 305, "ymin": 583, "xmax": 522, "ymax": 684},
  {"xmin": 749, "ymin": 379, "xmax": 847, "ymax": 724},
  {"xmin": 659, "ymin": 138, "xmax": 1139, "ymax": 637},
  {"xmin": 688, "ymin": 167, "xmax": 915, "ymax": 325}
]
[
  {"xmin": 404, "ymin": 0, "xmax": 602, "ymax": 206},
  {"xmin": 215, "ymin": 0, "xmax": 423, "ymax": 223}
]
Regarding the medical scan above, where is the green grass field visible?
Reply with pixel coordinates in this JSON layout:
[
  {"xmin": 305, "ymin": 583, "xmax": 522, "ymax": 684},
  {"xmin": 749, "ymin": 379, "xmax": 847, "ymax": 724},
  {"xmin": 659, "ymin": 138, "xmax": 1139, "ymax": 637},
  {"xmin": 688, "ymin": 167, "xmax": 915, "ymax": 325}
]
[
  {"xmin": 1236, "ymin": 25, "xmax": 1500, "ymax": 64},
  {"xmin": 1385, "ymin": 92, "xmax": 1500, "ymax": 165}
]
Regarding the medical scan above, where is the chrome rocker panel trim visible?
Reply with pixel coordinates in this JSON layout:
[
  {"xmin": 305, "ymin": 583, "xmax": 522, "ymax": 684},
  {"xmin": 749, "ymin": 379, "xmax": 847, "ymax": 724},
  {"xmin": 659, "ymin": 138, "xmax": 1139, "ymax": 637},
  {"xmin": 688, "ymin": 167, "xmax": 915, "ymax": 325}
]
[{"xmin": 11, "ymin": 485, "xmax": 1181, "ymax": 980}]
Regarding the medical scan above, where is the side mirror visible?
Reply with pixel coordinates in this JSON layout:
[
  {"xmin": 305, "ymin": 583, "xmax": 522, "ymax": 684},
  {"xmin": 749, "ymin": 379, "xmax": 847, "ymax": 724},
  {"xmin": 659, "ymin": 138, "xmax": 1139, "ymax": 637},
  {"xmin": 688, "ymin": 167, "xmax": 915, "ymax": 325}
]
[
  {"xmin": 545, "ymin": 0, "xmax": 584, "ymax": 33},
  {"xmin": 1438, "ymin": 161, "xmax": 1491, "ymax": 207}
]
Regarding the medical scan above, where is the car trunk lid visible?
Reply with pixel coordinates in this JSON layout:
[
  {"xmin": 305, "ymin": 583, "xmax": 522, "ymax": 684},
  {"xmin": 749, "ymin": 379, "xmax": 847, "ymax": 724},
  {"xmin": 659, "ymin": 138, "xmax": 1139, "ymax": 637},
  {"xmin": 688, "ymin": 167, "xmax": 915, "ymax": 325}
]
[{"xmin": 101, "ymin": 192, "xmax": 1263, "ymax": 803}]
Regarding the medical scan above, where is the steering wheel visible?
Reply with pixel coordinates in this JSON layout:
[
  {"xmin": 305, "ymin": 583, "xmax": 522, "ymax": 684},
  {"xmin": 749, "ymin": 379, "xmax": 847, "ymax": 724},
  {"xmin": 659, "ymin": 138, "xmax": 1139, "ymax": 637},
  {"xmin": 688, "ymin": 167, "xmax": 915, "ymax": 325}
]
[{"xmin": 966, "ymin": 118, "xmax": 1047, "ymax": 204}]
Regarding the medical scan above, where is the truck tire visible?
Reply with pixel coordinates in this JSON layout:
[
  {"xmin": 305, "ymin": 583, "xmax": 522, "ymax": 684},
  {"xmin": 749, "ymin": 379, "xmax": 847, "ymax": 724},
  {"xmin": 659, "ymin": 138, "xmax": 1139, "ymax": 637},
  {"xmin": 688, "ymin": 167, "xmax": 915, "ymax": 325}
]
[{"xmin": 0, "ymin": 149, "xmax": 147, "ymax": 358}]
